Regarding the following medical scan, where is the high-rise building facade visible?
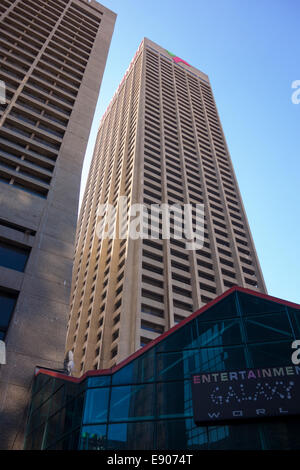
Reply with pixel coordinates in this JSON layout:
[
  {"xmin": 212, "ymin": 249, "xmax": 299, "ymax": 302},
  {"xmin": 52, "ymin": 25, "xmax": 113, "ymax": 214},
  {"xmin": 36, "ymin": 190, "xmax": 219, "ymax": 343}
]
[
  {"xmin": 0, "ymin": 0, "xmax": 116, "ymax": 449},
  {"xmin": 66, "ymin": 38, "xmax": 266, "ymax": 377}
]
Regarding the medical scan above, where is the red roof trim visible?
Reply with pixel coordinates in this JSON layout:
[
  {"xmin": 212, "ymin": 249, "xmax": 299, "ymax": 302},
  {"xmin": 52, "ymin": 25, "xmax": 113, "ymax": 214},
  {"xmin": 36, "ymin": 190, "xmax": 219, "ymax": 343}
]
[{"xmin": 35, "ymin": 286, "xmax": 300, "ymax": 383}]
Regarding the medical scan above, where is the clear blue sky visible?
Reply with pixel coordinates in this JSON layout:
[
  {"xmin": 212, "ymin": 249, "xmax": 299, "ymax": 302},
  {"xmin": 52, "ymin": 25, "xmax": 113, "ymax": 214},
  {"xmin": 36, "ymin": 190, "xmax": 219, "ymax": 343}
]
[{"xmin": 80, "ymin": 0, "xmax": 300, "ymax": 304}]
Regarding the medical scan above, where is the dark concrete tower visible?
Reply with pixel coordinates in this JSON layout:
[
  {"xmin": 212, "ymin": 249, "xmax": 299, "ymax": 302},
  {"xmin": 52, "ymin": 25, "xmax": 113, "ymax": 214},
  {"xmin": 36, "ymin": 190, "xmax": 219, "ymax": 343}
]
[{"xmin": 0, "ymin": 0, "xmax": 116, "ymax": 449}]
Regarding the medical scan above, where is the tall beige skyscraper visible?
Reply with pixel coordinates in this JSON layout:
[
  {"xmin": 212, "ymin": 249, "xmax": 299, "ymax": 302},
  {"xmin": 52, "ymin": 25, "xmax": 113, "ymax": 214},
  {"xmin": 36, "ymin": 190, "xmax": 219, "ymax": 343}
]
[
  {"xmin": 0, "ymin": 0, "xmax": 116, "ymax": 449},
  {"xmin": 66, "ymin": 38, "xmax": 266, "ymax": 377}
]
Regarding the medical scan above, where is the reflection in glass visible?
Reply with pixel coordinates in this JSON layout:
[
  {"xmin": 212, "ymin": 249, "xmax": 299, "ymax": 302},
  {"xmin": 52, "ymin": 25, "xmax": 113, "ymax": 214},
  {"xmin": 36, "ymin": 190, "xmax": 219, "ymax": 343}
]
[
  {"xmin": 244, "ymin": 313, "xmax": 293, "ymax": 343},
  {"xmin": 107, "ymin": 421, "xmax": 154, "ymax": 450},
  {"xmin": 83, "ymin": 388, "xmax": 109, "ymax": 424},
  {"xmin": 109, "ymin": 384, "xmax": 154, "ymax": 422},
  {"xmin": 80, "ymin": 425, "xmax": 107, "ymax": 450}
]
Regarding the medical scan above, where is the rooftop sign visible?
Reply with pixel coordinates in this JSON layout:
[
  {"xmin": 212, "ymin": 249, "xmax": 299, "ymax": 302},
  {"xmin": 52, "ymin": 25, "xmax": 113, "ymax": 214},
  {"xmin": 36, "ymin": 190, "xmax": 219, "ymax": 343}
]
[{"xmin": 165, "ymin": 50, "xmax": 191, "ymax": 66}]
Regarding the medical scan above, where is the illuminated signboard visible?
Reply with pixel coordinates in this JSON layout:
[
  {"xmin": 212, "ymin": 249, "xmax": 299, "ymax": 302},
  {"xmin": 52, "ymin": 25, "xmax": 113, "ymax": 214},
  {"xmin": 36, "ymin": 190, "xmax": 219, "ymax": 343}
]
[{"xmin": 192, "ymin": 365, "xmax": 300, "ymax": 424}]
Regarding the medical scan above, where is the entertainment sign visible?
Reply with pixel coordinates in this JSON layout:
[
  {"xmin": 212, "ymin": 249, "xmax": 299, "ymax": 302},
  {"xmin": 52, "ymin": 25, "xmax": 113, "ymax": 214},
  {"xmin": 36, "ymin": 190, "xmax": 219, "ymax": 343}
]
[{"xmin": 192, "ymin": 365, "xmax": 300, "ymax": 424}]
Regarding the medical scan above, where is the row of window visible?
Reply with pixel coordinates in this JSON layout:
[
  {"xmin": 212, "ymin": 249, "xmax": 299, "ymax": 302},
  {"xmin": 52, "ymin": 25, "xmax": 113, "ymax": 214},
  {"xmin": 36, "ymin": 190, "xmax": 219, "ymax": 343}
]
[
  {"xmin": 145, "ymin": 49, "xmax": 259, "ymax": 290},
  {"xmin": 69, "ymin": 52, "xmax": 143, "ymax": 372}
]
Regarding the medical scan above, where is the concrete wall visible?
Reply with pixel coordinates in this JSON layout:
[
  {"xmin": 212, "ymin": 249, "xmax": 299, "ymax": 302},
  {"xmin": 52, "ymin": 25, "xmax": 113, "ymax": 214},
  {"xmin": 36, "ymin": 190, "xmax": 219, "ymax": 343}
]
[{"xmin": 0, "ymin": 0, "xmax": 116, "ymax": 449}]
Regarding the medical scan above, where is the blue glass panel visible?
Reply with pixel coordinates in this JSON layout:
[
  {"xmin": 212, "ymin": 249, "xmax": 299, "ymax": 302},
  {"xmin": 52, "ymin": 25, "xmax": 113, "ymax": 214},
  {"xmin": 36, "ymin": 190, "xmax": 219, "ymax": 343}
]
[
  {"xmin": 260, "ymin": 419, "xmax": 300, "ymax": 450},
  {"xmin": 107, "ymin": 421, "xmax": 154, "ymax": 450},
  {"xmin": 61, "ymin": 399, "xmax": 76, "ymax": 435},
  {"xmin": 73, "ymin": 393, "xmax": 84, "ymax": 429},
  {"xmin": 31, "ymin": 375, "xmax": 54, "ymax": 412},
  {"xmin": 28, "ymin": 398, "xmax": 51, "ymax": 433},
  {"xmin": 198, "ymin": 345, "xmax": 247, "ymax": 372},
  {"xmin": 112, "ymin": 349, "xmax": 155, "ymax": 385},
  {"xmin": 157, "ymin": 380, "xmax": 193, "ymax": 418},
  {"xmin": 43, "ymin": 409, "xmax": 64, "ymax": 448},
  {"xmin": 238, "ymin": 292, "xmax": 285, "ymax": 316},
  {"xmin": 107, "ymin": 422, "xmax": 128, "ymax": 450},
  {"xmin": 24, "ymin": 432, "xmax": 33, "ymax": 450},
  {"xmin": 26, "ymin": 424, "xmax": 45, "ymax": 450},
  {"xmin": 60, "ymin": 395, "xmax": 84, "ymax": 434},
  {"xmin": 244, "ymin": 312, "xmax": 293, "ymax": 343},
  {"xmin": 87, "ymin": 375, "xmax": 111, "ymax": 388},
  {"xmin": 156, "ymin": 349, "xmax": 198, "ymax": 381},
  {"xmin": 248, "ymin": 340, "xmax": 293, "ymax": 368},
  {"xmin": 43, "ymin": 392, "xmax": 84, "ymax": 449},
  {"xmin": 83, "ymin": 388, "xmax": 109, "ymax": 424},
  {"xmin": 50, "ymin": 384, "xmax": 65, "ymax": 415},
  {"xmin": 31, "ymin": 373, "xmax": 53, "ymax": 398},
  {"xmin": 156, "ymin": 321, "xmax": 199, "ymax": 352},
  {"xmin": 48, "ymin": 429, "xmax": 80, "ymax": 450},
  {"xmin": 78, "ymin": 378, "xmax": 88, "ymax": 395},
  {"xmin": 109, "ymin": 384, "xmax": 155, "ymax": 422},
  {"xmin": 289, "ymin": 308, "xmax": 300, "ymax": 338},
  {"xmin": 157, "ymin": 419, "xmax": 208, "ymax": 450},
  {"xmin": 207, "ymin": 422, "xmax": 262, "ymax": 450},
  {"xmin": 197, "ymin": 292, "xmax": 238, "ymax": 322},
  {"xmin": 157, "ymin": 346, "xmax": 247, "ymax": 381},
  {"xmin": 65, "ymin": 381, "xmax": 82, "ymax": 402},
  {"xmin": 197, "ymin": 319, "xmax": 242, "ymax": 347},
  {"xmin": 80, "ymin": 425, "xmax": 107, "ymax": 450},
  {"xmin": 70, "ymin": 429, "xmax": 80, "ymax": 450},
  {"xmin": 52, "ymin": 377, "xmax": 67, "ymax": 393},
  {"xmin": 0, "ymin": 240, "xmax": 30, "ymax": 272}
]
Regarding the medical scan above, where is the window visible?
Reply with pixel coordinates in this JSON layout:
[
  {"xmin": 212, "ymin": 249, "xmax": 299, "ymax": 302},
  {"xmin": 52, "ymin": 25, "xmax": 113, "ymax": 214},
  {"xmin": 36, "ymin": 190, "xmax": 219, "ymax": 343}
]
[
  {"xmin": 112, "ymin": 330, "xmax": 119, "ymax": 342},
  {"xmin": 0, "ymin": 219, "xmax": 36, "ymax": 236},
  {"xmin": 141, "ymin": 304, "xmax": 164, "ymax": 318},
  {"xmin": 0, "ymin": 240, "xmax": 30, "ymax": 272},
  {"xmin": 172, "ymin": 272, "xmax": 191, "ymax": 285},
  {"xmin": 142, "ymin": 289, "xmax": 163, "ymax": 303},
  {"xmin": 142, "ymin": 275, "xmax": 163, "ymax": 288},
  {"xmin": 174, "ymin": 314, "xmax": 185, "ymax": 324},
  {"xmin": 109, "ymin": 384, "xmax": 155, "ymax": 422},
  {"xmin": 140, "ymin": 337, "xmax": 152, "ymax": 347},
  {"xmin": 111, "ymin": 346, "xmax": 118, "ymax": 359},
  {"xmin": 141, "ymin": 320, "xmax": 164, "ymax": 334},
  {"xmin": 172, "ymin": 285, "xmax": 192, "ymax": 298},
  {"xmin": 0, "ymin": 289, "xmax": 18, "ymax": 339},
  {"xmin": 173, "ymin": 299, "xmax": 193, "ymax": 312},
  {"xmin": 142, "ymin": 262, "xmax": 163, "ymax": 275},
  {"xmin": 83, "ymin": 388, "xmax": 110, "ymax": 424}
]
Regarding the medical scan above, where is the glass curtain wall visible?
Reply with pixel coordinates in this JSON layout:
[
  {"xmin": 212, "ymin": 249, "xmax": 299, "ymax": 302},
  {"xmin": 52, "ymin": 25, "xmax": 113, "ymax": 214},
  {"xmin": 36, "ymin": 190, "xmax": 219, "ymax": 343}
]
[{"xmin": 24, "ymin": 291, "xmax": 300, "ymax": 450}]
